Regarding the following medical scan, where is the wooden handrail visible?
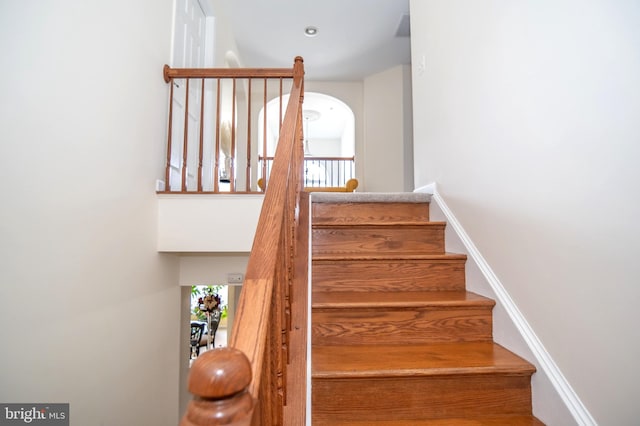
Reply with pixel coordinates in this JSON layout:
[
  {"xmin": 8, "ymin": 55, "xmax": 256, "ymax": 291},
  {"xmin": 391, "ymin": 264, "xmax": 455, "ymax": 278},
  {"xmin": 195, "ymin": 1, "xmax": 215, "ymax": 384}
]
[
  {"xmin": 164, "ymin": 64, "xmax": 295, "ymax": 81},
  {"xmin": 181, "ymin": 57, "xmax": 306, "ymax": 426}
]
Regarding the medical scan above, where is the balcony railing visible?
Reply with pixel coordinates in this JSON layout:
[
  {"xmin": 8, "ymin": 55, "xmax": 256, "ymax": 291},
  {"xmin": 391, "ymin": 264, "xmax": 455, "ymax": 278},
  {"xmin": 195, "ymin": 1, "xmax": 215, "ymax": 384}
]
[
  {"xmin": 259, "ymin": 155, "xmax": 355, "ymax": 189},
  {"xmin": 161, "ymin": 61, "xmax": 301, "ymax": 193}
]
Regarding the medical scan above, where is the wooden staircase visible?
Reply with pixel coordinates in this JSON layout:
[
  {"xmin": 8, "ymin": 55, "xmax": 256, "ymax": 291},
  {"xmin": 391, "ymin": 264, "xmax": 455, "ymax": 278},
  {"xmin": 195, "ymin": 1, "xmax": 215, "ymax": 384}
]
[{"xmin": 310, "ymin": 193, "xmax": 544, "ymax": 425}]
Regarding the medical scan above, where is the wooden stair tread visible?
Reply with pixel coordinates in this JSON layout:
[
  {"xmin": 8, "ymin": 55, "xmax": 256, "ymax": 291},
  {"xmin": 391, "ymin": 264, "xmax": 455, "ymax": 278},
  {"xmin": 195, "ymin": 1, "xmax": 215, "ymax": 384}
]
[
  {"xmin": 312, "ymin": 198, "xmax": 431, "ymax": 224},
  {"xmin": 313, "ymin": 290, "xmax": 495, "ymax": 308},
  {"xmin": 311, "ymin": 192, "xmax": 432, "ymax": 203},
  {"xmin": 313, "ymin": 252, "xmax": 467, "ymax": 261},
  {"xmin": 312, "ymin": 342, "xmax": 536, "ymax": 378},
  {"xmin": 314, "ymin": 415, "xmax": 545, "ymax": 425},
  {"xmin": 313, "ymin": 220, "xmax": 446, "ymax": 228}
]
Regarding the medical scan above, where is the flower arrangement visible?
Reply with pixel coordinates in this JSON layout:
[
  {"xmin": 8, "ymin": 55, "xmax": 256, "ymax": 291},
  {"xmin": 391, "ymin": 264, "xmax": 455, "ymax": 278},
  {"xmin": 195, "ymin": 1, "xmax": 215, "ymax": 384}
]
[
  {"xmin": 197, "ymin": 292, "xmax": 221, "ymax": 313},
  {"xmin": 191, "ymin": 285, "xmax": 227, "ymax": 322}
]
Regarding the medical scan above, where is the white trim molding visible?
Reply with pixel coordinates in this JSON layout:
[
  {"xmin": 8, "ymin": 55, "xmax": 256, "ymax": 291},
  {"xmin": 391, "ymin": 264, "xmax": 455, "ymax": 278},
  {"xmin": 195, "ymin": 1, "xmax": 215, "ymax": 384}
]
[{"xmin": 414, "ymin": 182, "xmax": 597, "ymax": 426}]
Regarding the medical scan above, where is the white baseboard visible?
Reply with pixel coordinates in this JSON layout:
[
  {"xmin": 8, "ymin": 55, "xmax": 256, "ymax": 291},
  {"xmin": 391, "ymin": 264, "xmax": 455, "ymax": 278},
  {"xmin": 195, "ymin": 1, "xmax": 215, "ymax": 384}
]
[
  {"xmin": 413, "ymin": 182, "xmax": 435, "ymax": 194},
  {"xmin": 414, "ymin": 182, "xmax": 596, "ymax": 426}
]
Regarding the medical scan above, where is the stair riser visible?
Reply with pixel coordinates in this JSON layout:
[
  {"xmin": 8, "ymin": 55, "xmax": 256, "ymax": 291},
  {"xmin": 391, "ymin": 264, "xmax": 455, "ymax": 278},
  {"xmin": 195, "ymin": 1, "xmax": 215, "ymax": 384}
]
[
  {"xmin": 312, "ymin": 375, "xmax": 533, "ymax": 421},
  {"xmin": 313, "ymin": 416, "xmax": 546, "ymax": 426},
  {"xmin": 312, "ymin": 260, "xmax": 466, "ymax": 292},
  {"xmin": 313, "ymin": 202, "xmax": 430, "ymax": 223},
  {"xmin": 313, "ymin": 225, "xmax": 445, "ymax": 255},
  {"xmin": 313, "ymin": 307, "xmax": 493, "ymax": 345}
]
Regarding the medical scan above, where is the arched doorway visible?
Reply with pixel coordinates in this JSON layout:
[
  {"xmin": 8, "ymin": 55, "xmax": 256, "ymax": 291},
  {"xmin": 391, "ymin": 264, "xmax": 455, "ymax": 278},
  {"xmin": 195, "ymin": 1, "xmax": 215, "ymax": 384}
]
[{"xmin": 259, "ymin": 92, "xmax": 356, "ymax": 188}]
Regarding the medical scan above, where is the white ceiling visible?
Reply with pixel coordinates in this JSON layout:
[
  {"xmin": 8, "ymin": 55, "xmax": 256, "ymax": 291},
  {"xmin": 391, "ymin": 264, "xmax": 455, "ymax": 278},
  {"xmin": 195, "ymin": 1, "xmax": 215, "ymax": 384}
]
[{"xmin": 218, "ymin": 0, "xmax": 411, "ymax": 81}]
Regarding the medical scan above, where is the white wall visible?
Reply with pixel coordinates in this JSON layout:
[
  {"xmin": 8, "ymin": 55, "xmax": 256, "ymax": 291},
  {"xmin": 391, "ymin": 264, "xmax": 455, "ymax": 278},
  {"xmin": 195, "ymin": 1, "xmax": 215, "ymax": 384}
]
[
  {"xmin": 364, "ymin": 65, "xmax": 414, "ymax": 192},
  {"xmin": 207, "ymin": 0, "xmax": 242, "ymax": 67},
  {"xmin": 178, "ymin": 254, "xmax": 249, "ymax": 286},
  {"xmin": 0, "ymin": 1, "xmax": 181, "ymax": 425},
  {"xmin": 157, "ymin": 195, "xmax": 263, "ymax": 252},
  {"xmin": 307, "ymin": 138, "xmax": 342, "ymax": 157},
  {"xmin": 410, "ymin": 1, "xmax": 640, "ymax": 424},
  {"xmin": 401, "ymin": 65, "xmax": 415, "ymax": 192}
]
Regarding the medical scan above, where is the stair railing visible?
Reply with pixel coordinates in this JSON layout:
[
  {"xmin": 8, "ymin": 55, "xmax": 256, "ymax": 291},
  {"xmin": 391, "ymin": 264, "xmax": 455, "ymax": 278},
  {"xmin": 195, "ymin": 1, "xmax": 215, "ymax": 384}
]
[
  {"xmin": 162, "ymin": 59, "xmax": 301, "ymax": 193},
  {"xmin": 180, "ymin": 57, "xmax": 306, "ymax": 426}
]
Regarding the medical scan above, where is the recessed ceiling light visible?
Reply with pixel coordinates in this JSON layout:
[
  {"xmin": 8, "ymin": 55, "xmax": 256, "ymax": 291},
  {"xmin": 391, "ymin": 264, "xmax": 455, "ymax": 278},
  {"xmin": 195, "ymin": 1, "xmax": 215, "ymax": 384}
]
[{"xmin": 304, "ymin": 26, "xmax": 318, "ymax": 37}]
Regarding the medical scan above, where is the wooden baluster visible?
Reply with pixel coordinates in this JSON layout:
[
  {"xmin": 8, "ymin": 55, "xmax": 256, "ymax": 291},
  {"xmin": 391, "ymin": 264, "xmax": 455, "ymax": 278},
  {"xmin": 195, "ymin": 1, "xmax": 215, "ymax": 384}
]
[
  {"xmin": 246, "ymin": 78, "xmax": 252, "ymax": 192},
  {"xmin": 275, "ymin": 243, "xmax": 285, "ymax": 408},
  {"xmin": 350, "ymin": 156, "xmax": 354, "ymax": 184},
  {"xmin": 266, "ymin": 322, "xmax": 277, "ymax": 424},
  {"xmin": 279, "ymin": 78, "xmax": 283, "ymax": 128},
  {"xmin": 165, "ymin": 74, "xmax": 175, "ymax": 191},
  {"xmin": 255, "ymin": 318, "xmax": 272, "ymax": 425},
  {"xmin": 213, "ymin": 78, "xmax": 221, "ymax": 193},
  {"xmin": 282, "ymin": 192, "xmax": 292, "ymax": 375},
  {"xmin": 180, "ymin": 348, "xmax": 254, "ymax": 426},
  {"xmin": 197, "ymin": 78, "xmax": 205, "ymax": 192},
  {"xmin": 182, "ymin": 79, "xmax": 190, "ymax": 192},
  {"xmin": 274, "ymin": 261, "xmax": 285, "ymax": 424},
  {"xmin": 230, "ymin": 78, "xmax": 237, "ymax": 192},
  {"xmin": 298, "ymin": 108, "xmax": 305, "ymax": 190},
  {"xmin": 262, "ymin": 78, "xmax": 268, "ymax": 188}
]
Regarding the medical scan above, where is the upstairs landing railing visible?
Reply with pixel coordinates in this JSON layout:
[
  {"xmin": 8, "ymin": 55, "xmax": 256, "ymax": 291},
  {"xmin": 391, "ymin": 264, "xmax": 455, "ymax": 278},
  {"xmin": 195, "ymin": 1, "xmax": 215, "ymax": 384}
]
[
  {"xmin": 161, "ymin": 58, "xmax": 303, "ymax": 193},
  {"xmin": 178, "ymin": 57, "xmax": 307, "ymax": 425},
  {"xmin": 260, "ymin": 155, "xmax": 355, "ymax": 189}
]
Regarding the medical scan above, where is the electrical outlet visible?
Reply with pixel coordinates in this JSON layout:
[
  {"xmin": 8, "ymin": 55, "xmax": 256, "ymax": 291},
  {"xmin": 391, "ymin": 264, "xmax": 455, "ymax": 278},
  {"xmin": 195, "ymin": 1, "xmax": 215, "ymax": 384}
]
[{"xmin": 227, "ymin": 273, "xmax": 244, "ymax": 284}]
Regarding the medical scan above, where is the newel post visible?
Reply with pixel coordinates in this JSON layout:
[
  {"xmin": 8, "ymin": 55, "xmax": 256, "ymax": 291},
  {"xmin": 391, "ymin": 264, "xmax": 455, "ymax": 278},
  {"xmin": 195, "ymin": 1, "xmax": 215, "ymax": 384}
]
[{"xmin": 180, "ymin": 348, "xmax": 255, "ymax": 426}]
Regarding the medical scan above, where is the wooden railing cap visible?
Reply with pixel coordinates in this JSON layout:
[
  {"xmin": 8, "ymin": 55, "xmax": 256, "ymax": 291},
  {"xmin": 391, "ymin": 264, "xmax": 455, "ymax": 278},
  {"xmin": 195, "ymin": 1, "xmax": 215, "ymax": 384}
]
[{"xmin": 188, "ymin": 348, "xmax": 252, "ymax": 399}]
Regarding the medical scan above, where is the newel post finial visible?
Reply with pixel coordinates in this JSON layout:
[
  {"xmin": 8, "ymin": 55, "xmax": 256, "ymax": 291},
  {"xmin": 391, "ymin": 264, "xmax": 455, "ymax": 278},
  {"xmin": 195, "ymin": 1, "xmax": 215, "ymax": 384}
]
[
  {"xmin": 180, "ymin": 348, "xmax": 255, "ymax": 426},
  {"xmin": 293, "ymin": 56, "xmax": 305, "ymax": 87}
]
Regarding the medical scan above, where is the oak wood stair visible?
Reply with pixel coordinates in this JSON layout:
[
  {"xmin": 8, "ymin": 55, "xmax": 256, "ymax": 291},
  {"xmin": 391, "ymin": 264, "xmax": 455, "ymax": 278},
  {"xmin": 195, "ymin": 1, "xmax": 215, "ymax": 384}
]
[{"xmin": 310, "ymin": 193, "xmax": 544, "ymax": 425}]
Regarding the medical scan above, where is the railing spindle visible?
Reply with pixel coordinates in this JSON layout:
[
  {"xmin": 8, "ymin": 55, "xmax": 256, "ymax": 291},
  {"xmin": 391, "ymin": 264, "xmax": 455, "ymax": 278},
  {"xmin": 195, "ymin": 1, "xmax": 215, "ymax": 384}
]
[
  {"xmin": 230, "ymin": 78, "xmax": 237, "ymax": 192},
  {"xmin": 197, "ymin": 78, "xmax": 205, "ymax": 192},
  {"xmin": 262, "ymin": 78, "xmax": 268, "ymax": 189},
  {"xmin": 279, "ymin": 78, "xmax": 283, "ymax": 128},
  {"xmin": 165, "ymin": 77, "xmax": 175, "ymax": 191},
  {"xmin": 214, "ymin": 78, "xmax": 221, "ymax": 193},
  {"xmin": 246, "ymin": 78, "xmax": 252, "ymax": 192},
  {"xmin": 182, "ymin": 78, "xmax": 190, "ymax": 192}
]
